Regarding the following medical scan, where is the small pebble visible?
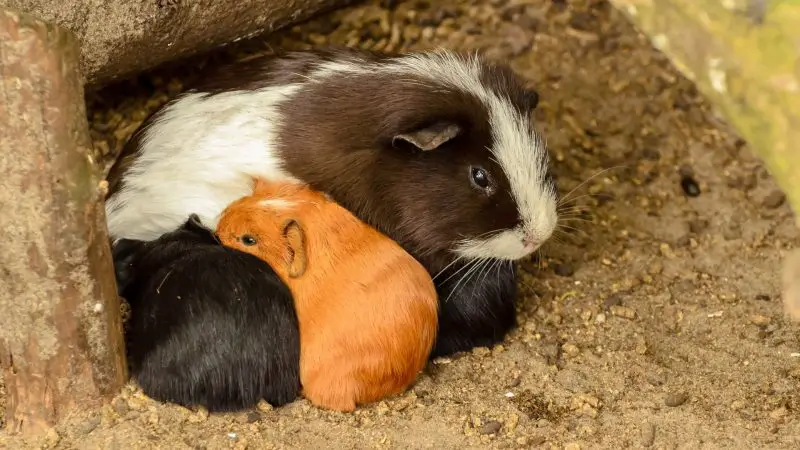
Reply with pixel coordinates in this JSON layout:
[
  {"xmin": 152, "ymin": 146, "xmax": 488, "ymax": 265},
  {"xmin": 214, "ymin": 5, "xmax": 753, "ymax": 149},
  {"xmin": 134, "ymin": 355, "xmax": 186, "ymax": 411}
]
[
  {"xmin": 595, "ymin": 313, "xmax": 606, "ymax": 324},
  {"xmin": 749, "ymin": 314, "xmax": 771, "ymax": 327},
  {"xmin": 640, "ymin": 422, "xmax": 656, "ymax": 447},
  {"xmin": 762, "ymin": 190, "xmax": 786, "ymax": 209},
  {"xmin": 610, "ymin": 305, "xmax": 636, "ymax": 319},
  {"xmin": 769, "ymin": 407, "xmax": 789, "ymax": 421},
  {"xmin": 722, "ymin": 222, "xmax": 740, "ymax": 241},
  {"xmin": 603, "ymin": 295, "xmax": 622, "ymax": 310},
  {"xmin": 678, "ymin": 164, "xmax": 695, "ymax": 177},
  {"xmin": 688, "ymin": 219, "xmax": 709, "ymax": 234},
  {"xmin": 680, "ymin": 175, "xmax": 701, "ymax": 197},
  {"xmin": 664, "ymin": 392, "xmax": 689, "ymax": 407},
  {"xmin": 112, "ymin": 398, "xmax": 130, "ymax": 416},
  {"xmin": 755, "ymin": 294, "xmax": 771, "ymax": 301},
  {"xmin": 256, "ymin": 400, "xmax": 274, "ymax": 413},
  {"xmin": 77, "ymin": 417, "xmax": 101, "ymax": 436},
  {"xmin": 530, "ymin": 435, "xmax": 547, "ymax": 445},
  {"xmin": 246, "ymin": 411, "xmax": 261, "ymax": 423},
  {"xmin": 554, "ymin": 263, "xmax": 575, "ymax": 277},
  {"xmin": 562, "ymin": 343, "xmax": 580, "ymax": 358},
  {"xmin": 188, "ymin": 407, "xmax": 209, "ymax": 423},
  {"xmin": 477, "ymin": 420, "xmax": 502, "ymax": 435}
]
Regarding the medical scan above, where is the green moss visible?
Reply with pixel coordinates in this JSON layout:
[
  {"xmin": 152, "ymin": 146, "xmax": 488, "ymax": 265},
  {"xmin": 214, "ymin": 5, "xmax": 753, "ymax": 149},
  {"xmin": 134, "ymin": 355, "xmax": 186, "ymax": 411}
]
[{"xmin": 610, "ymin": 0, "xmax": 800, "ymax": 217}]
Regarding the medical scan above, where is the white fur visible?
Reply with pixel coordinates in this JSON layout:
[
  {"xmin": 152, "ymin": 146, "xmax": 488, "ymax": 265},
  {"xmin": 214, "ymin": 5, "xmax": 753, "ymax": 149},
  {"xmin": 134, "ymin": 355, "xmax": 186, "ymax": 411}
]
[
  {"xmin": 105, "ymin": 87, "xmax": 302, "ymax": 241},
  {"xmin": 257, "ymin": 199, "xmax": 294, "ymax": 209},
  {"xmin": 106, "ymin": 50, "xmax": 558, "ymax": 261}
]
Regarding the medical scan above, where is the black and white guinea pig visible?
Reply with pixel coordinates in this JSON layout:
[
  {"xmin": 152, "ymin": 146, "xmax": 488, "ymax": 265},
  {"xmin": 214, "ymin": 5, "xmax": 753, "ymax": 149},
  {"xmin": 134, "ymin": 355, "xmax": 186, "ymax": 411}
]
[
  {"xmin": 104, "ymin": 47, "xmax": 560, "ymax": 357},
  {"xmin": 113, "ymin": 214, "xmax": 301, "ymax": 412}
]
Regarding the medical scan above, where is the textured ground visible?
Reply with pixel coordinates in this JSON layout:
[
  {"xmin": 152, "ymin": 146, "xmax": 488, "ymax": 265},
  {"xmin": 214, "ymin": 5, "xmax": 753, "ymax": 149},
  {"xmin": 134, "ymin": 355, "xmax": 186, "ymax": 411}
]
[{"xmin": 2, "ymin": 0, "xmax": 799, "ymax": 448}]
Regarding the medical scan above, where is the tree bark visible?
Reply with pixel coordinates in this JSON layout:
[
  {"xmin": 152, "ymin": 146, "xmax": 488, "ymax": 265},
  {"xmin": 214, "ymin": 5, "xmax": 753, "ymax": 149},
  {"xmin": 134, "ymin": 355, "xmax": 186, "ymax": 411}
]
[
  {"xmin": 0, "ymin": 8, "xmax": 127, "ymax": 436},
  {"xmin": 5, "ymin": 0, "xmax": 355, "ymax": 89}
]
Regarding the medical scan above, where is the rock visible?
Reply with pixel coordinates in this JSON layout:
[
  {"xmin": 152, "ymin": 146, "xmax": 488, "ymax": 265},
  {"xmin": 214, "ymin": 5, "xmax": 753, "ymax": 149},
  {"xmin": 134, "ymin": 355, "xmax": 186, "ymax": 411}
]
[
  {"xmin": 112, "ymin": 398, "xmax": 130, "ymax": 416},
  {"xmin": 76, "ymin": 417, "xmax": 101, "ymax": 436},
  {"xmin": 188, "ymin": 407, "xmax": 209, "ymax": 423},
  {"xmin": 554, "ymin": 263, "xmax": 575, "ymax": 277},
  {"xmin": 477, "ymin": 420, "xmax": 502, "ymax": 435},
  {"xmin": 678, "ymin": 164, "xmax": 695, "ymax": 178},
  {"xmin": 769, "ymin": 407, "xmax": 789, "ymax": 422},
  {"xmin": 749, "ymin": 315, "xmax": 771, "ymax": 327},
  {"xmin": 562, "ymin": 343, "xmax": 580, "ymax": 358},
  {"xmin": 664, "ymin": 392, "xmax": 689, "ymax": 407},
  {"xmin": 680, "ymin": 175, "xmax": 701, "ymax": 197},
  {"xmin": 610, "ymin": 305, "xmax": 636, "ymax": 320},
  {"xmin": 688, "ymin": 219, "xmax": 709, "ymax": 234},
  {"xmin": 603, "ymin": 295, "xmax": 622, "ymax": 310},
  {"xmin": 640, "ymin": 422, "xmax": 656, "ymax": 447},
  {"xmin": 761, "ymin": 190, "xmax": 786, "ymax": 209},
  {"xmin": 256, "ymin": 400, "xmax": 274, "ymax": 413}
]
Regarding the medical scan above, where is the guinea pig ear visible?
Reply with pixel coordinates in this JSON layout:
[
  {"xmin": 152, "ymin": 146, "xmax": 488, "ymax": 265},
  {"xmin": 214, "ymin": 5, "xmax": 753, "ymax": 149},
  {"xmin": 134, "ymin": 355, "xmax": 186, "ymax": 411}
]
[
  {"xmin": 186, "ymin": 213, "xmax": 206, "ymax": 231},
  {"xmin": 281, "ymin": 219, "xmax": 307, "ymax": 278},
  {"xmin": 184, "ymin": 214, "xmax": 220, "ymax": 243},
  {"xmin": 392, "ymin": 121, "xmax": 462, "ymax": 152},
  {"xmin": 524, "ymin": 89, "xmax": 540, "ymax": 110}
]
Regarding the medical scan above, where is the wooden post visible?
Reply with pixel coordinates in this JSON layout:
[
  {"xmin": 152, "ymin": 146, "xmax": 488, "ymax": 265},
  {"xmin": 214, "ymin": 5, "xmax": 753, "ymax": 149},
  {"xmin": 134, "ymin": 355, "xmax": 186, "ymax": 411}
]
[{"xmin": 0, "ymin": 8, "xmax": 127, "ymax": 436}]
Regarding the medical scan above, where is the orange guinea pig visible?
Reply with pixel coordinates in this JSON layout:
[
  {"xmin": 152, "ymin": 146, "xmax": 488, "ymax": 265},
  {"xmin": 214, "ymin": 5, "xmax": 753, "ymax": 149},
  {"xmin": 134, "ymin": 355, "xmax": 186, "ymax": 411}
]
[{"xmin": 215, "ymin": 178, "xmax": 439, "ymax": 412}]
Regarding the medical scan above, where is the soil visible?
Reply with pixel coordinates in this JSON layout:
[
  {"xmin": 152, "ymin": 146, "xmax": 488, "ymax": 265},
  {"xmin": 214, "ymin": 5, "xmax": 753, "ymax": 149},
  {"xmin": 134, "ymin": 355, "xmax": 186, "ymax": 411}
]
[{"xmin": 2, "ymin": 0, "xmax": 799, "ymax": 448}]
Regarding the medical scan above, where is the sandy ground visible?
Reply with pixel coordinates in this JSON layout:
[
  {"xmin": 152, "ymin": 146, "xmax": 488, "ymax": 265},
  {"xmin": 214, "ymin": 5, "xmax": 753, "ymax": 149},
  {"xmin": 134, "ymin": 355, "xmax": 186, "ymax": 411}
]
[{"xmin": 2, "ymin": 0, "xmax": 800, "ymax": 448}]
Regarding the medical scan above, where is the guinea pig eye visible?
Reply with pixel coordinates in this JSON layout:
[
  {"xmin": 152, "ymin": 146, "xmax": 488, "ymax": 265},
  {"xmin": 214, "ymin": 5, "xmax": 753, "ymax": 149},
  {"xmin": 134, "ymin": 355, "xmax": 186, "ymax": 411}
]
[
  {"xmin": 470, "ymin": 166, "xmax": 490, "ymax": 190},
  {"xmin": 240, "ymin": 235, "xmax": 257, "ymax": 246}
]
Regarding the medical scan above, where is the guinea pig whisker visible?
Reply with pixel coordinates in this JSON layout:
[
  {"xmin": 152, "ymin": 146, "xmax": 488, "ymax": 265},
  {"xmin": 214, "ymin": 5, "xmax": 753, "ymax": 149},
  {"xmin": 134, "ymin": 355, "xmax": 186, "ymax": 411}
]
[
  {"xmin": 557, "ymin": 218, "xmax": 596, "ymax": 226},
  {"xmin": 433, "ymin": 255, "xmax": 467, "ymax": 281},
  {"xmin": 444, "ymin": 258, "xmax": 486, "ymax": 304},
  {"xmin": 556, "ymin": 223, "xmax": 590, "ymax": 236},
  {"xmin": 469, "ymin": 258, "xmax": 493, "ymax": 298},
  {"xmin": 437, "ymin": 257, "xmax": 477, "ymax": 285},
  {"xmin": 557, "ymin": 165, "xmax": 627, "ymax": 207},
  {"xmin": 466, "ymin": 228, "xmax": 506, "ymax": 241},
  {"xmin": 475, "ymin": 258, "xmax": 502, "ymax": 297},
  {"xmin": 557, "ymin": 212, "xmax": 594, "ymax": 219},
  {"xmin": 557, "ymin": 192, "xmax": 612, "ymax": 210},
  {"xmin": 557, "ymin": 213, "xmax": 595, "ymax": 222}
]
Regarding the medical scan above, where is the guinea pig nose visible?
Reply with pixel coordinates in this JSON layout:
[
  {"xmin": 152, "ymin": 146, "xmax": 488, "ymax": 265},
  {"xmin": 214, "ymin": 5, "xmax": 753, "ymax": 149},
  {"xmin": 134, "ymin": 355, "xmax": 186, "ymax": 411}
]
[{"xmin": 523, "ymin": 235, "xmax": 539, "ymax": 249}]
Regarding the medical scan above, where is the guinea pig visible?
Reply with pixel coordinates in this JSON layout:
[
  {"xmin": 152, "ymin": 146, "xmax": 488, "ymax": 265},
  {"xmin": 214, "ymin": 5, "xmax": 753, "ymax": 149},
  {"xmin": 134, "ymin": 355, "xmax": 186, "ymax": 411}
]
[
  {"xmin": 215, "ymin": 179, "xmax": 439, "ymax": 412},
  {"xmin": 104, "ymin": 46, "xmax": 559, "ymax": 357},
  {"xmin": 114, "ymin": 214, "xmax": 301, "ymax": 412}
]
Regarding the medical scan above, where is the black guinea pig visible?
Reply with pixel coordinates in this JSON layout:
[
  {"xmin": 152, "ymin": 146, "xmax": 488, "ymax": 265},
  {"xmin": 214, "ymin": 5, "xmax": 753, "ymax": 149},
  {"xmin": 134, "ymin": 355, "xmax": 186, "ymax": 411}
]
[
  {"xmin": 104, "ymin": 47, "xmax": 560, "ymax": 358},
  {"xmin": 431, "ymin": 261, "xmax": 517, "ymax": 358},
  {"xmin": 113, "ymin": 214, "xmax": 301, "ymax": 412}
]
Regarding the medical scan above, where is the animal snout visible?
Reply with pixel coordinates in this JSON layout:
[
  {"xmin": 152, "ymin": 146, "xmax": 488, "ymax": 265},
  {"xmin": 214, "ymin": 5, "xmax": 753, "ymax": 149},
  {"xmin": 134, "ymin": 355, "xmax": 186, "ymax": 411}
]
[{"xmin": 522, "ymin": 235, "xmax": 541, "ymax": 251}]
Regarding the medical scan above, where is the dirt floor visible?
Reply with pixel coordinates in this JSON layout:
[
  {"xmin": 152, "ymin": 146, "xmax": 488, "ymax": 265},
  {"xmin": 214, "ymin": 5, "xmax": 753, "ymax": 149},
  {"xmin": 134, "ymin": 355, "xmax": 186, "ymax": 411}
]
[{"xmin": 3, "ymin": 0, "xmax": 800, "ymax": 448}]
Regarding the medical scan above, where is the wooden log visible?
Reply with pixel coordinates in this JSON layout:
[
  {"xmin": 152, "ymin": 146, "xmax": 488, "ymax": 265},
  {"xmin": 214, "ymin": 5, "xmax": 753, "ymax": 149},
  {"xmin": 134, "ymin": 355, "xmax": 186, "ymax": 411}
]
[
  {"xmin": 6, "ymin": 0, "xmax": 356, "ymax": 89},
  {"xmin": 608, "ymin": 0, "xmax": 800, "ymax": 320},
  {"xmin": 0, "ymin": 8, "xmax": 127, "ymax": 436}
]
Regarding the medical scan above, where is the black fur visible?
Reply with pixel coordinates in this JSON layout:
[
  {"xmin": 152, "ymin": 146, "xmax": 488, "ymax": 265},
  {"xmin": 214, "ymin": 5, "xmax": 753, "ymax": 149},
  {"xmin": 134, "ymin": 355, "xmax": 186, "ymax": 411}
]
[
  {"xmin": 114, "ymin": 214, "xmax": 301, "ymax": 411},
  {"xmin": 431, "ymin": 262, "xmax": 517, "ymax": 357}
]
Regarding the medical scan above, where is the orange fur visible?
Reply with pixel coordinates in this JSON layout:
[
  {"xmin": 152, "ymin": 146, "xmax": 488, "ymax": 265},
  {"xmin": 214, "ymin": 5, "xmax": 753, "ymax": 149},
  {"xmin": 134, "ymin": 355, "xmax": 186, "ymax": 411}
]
[{"xmin": 215, "ymin": 179, "xmax": 439, "ymax": 412}]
